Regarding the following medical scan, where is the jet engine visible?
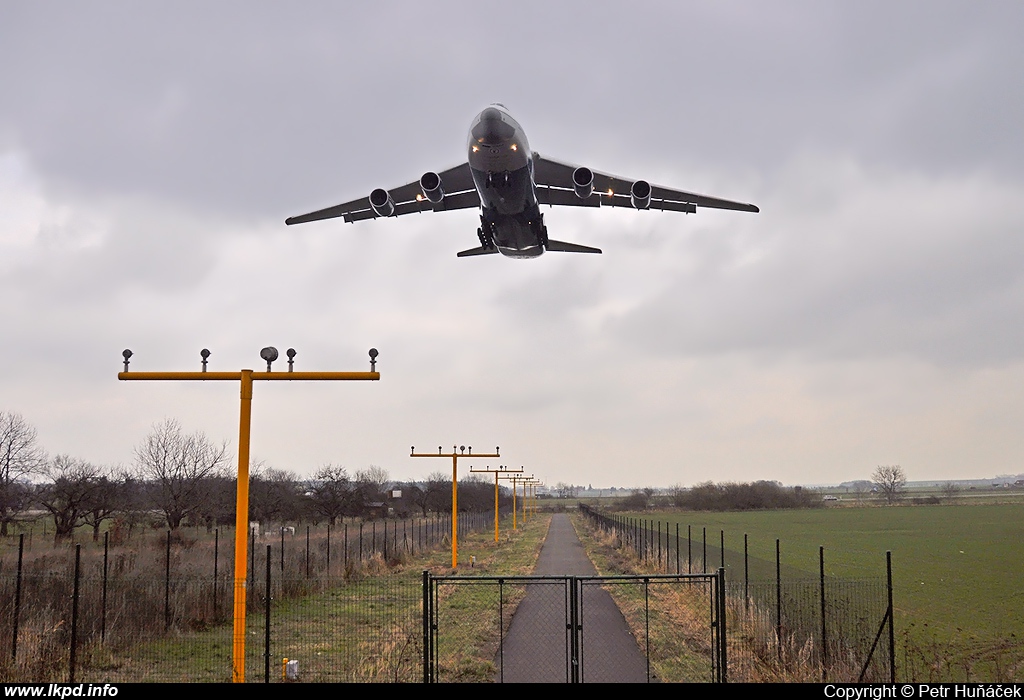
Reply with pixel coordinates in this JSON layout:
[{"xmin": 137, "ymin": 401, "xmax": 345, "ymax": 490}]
[
  {"xmin": 572, "ymin": 166, "xmax": 594, "ymax": 199},
  {"xmin": 630, "ymin": 180, "xmax": 652, "ymax": 210},
  {"xmin": 369, "ymin": 188, "xmax": 395, "ymax": 217},
  {"xmin": 419, "ymin": 171, "xmax": 445, "ymax": 203}
]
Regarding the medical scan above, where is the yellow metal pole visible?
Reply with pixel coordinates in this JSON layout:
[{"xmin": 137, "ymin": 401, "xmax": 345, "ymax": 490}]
[
  {"xmin": 232, "ymin": 369, "xmax": 253, "ymax": 683},
  {"xmin": 494, "ymin": 471, "xmax": 499, "ymax": 542},
  {"xmin": 512, "ymin": 483, "xmax": 517, "ymax": 530}
]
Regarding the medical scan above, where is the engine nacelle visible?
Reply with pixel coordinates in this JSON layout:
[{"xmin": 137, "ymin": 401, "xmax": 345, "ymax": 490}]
[
  {"xmin": 419, "ymin": 171, "xmax": 444, "ymax": 204},
  {"xmin": 630, "ymin": 180, "xmax": 652, "ymax": 210},
  {"xmin": 369, "ymin": 188, "xmax": 395, "ymax": 217},
  {"xmin": 572, "ymin": 166, "xmax": 594, "ymax": 199}
]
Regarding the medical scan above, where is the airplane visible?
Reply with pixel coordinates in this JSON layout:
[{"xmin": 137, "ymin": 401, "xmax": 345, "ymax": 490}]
[{"xmin": 285, "ymin": 104, "xmax": 759, "ymax": 259}]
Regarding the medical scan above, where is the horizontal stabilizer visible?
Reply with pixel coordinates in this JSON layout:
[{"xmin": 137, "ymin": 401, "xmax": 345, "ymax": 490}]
[
  {"xmin": 456, "ymin": 245, "xmax": 500, "ymax": 258},
  {"xmin": 545, "ymin": 239, "xmax": 602, "ymax": 254}
]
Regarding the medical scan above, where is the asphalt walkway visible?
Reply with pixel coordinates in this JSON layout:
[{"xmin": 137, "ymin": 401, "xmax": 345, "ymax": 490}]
[{"xmin": 496, "ymin": 513, "xmax": 650, "ymax": 682}]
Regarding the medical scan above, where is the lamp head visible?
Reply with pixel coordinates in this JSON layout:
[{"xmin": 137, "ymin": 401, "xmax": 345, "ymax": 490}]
[{"xmin": 260, "ymin": 346, "xmax": 279, "ymax": 371}]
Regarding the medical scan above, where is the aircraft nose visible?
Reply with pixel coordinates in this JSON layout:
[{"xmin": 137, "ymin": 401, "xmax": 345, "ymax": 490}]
[{"xmin": 472, "ymin": 109, "xmax": 515, "ymax": 147}]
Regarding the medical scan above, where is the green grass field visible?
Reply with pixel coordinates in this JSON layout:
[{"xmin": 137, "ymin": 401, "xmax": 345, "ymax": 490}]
[{"xmin": 621, "ymin": 503, "xmax": 1024, "ymax": 680}]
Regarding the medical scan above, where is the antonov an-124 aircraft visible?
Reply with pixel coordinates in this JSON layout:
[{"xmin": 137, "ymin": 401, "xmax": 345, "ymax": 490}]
[{"xmin": 286, "ymin": 104, "xmax": 759, "ymax": 259}]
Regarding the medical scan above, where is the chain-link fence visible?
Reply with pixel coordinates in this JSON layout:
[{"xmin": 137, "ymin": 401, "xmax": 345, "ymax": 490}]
[
  {"xmin": 580, "ymin": 505, "xmax": 895, "ymax": 683},
  {"xmin": 0, "ymin": 511, "xmax": 493, "ymax": 683},
  {"xmin": 426, "ymin": 572, "xmax": 725, "ymax": 683}
]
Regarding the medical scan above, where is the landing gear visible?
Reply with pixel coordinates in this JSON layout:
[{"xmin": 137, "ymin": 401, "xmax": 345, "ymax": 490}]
[{"xmin": 477, "ymin": 217, "xmax": 496, "ymax": 250}]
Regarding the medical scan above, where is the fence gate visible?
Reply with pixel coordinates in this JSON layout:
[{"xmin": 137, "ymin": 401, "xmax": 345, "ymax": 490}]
[{"xmin": 423, "ymin": 571, "xmax": 726, "ymax": 683}]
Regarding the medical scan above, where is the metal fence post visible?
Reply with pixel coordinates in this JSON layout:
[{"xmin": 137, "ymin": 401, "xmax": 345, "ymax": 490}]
[
  {"xmin": 165, "ymin": 530, "xmax": 172, "ymax": 630},
  {"xmin": 249, "ymin": 526, "xmax": 255, "ymax": 590},
  {"xmin": 675, "ymin": 523, "xmax": 680, "ymax": 575},
  {"xmin": 820, "ymin": 545, "xmax": 827, "ymax": 681},
  {"xmin": 422, "ymin": 570, "xmax": 430, "ymax": 683},
  {"xmin": 744, "ymin": 533, "xmax": 749, "ymax": 614},
  {"xmin": 718, "ymin": 567, "xmax": 728, "ymax": 683},
  {"xmin": 264, "ymin": 544, "xmax": 271, "ymax": 683},
  {"xmin": 70, "ymin": 544, "xmax": 81, "ymax": 683},
  {"xmin": 326, "ymin": 522, "xmax": 331, "ymax": 575},
  {"xmin": 887, "ymin": 550, "xmax": 895, "ymax": 683},
  {"xmin": 720, "ymin": 530, "xmax": 725, "ymax": 570},
  {"xmin": 775, "ymin": 538, "xmax": 782, "ymax": 664},
  {"xmin": 702, "ymin": 527, "xmax": 707, "ymax": 574},
  {"xmin": 657, "ymin": 521, "xmax": 662, "ymax": 569},
  {"xmin": 214, "ymin": 527, "xmax": 220, "ymax": 617},
  {"xmin": 305, "ymin": 526, "xmax": 309, "ymax": 578},
  {"xmin": 12, "ymin": 533, "xmax": 23, "ymax": 662},
  {"xmin": 102, "ymin": 531, "xmax": 109, "ymax": 642}
]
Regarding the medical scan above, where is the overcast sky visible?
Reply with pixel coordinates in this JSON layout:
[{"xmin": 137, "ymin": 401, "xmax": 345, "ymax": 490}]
[{"xmin": 2, "ymin": 2, "xmax": 1023, "ymax": 488}]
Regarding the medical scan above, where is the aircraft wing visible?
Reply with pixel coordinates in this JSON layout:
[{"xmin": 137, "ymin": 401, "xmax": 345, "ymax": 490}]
[
  {"xmin": 285, "ymin": 163, "xmax": 479, "ymax": 225},
  {"xmin": 532, "ymin": 154, "xmax": 759, "ymax": 214}
]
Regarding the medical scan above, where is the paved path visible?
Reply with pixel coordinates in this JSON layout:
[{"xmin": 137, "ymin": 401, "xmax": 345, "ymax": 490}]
[{"xmin": 496, "ymin": 513, "xmax": 650, "ymax": 683}]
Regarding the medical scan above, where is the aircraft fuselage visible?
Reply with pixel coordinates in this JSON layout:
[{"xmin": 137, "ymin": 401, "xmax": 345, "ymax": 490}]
[{"xmin": 467, "ymin": 105, "xmax": 546, "ymax": 258}]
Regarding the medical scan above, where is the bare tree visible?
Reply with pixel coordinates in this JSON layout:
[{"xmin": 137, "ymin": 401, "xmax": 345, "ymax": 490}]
[
  {"xmin": 354, "ymin": 465, "xmax": 390, "ymax": 513},
  {"xmin": 669, "ymin": 484, "xmax": 689, "ymax": 508},
  {"xmin": 134, "ymin": 419, "xmax": 230, "ymax": 530},
  {"xmin": 307, "ymin": 465, "xmax": 353, "ymax": 526},
  {"xmin": 36, "ymin": 455, "xmax": 101, "ymax": 543},
  {"xmin": 872, "ymin": 465, "xmax": 907, "ymax": 504},
  {"xmin": 941, "ymin": 481, "xmax": 961, "ymax": 502},
  {"xmin": 0, "ymin": 412, "xmax": 47, "ymax": 535},
  {"xmin": 81, "ymin": 468, "xmax": 128, "ymax": 542},
  {"xmin": 250, "ymin": 466, "xmax": 302, "ymax": 526},
  {"xmin": 424, "ymin": 471, "xmax": 451, "ymax": 513},
  {"xmin": 405, "ymin": 483, "xmax": 428, "ymax": 516}
]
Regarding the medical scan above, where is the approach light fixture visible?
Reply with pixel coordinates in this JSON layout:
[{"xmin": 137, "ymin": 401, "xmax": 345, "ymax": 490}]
[
  {"xmin": 286, "ymin": 348, "xmax": 296, "ymax": 372},
  {"xmin": 260, "ymin": 346, "xmax": 279, "ymax": 371},
  {"xmin": 122, "ymin": 349, "xmax": 133, "ymax": 371},
  {"xmin": 200, "ymin": 349, "xmax": 211, "ymax": 372}
]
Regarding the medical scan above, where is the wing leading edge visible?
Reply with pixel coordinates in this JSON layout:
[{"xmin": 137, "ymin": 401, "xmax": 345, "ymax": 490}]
[
  {"xmin": 285, "ymin": 163, "xmax": 479, "ymax": 225},
  {"xmin": 532, "ymin": 154, "xmax": 759, "ymax": 214}
]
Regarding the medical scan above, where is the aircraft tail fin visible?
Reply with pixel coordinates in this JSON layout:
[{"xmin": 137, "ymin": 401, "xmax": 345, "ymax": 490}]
[
  {"xmin": 544, "ymin": 239, "xmax": 602, "ymax": 254},
  {"xmin": 456, "ymin": 245, "xmax": 500, "ymax": 258}
]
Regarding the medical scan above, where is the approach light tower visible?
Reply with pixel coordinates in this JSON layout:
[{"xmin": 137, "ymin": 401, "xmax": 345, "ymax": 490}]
[
  {"xmin": 411, "ymin": 445, "xmax": 500, "ymax": 568},
  {"xmin": 507, "ymin": 473, "xmax": 535, "ymax": 530},
  {"xmin": 525, "ymin": 478, "xmax": 543, "ymax": 521},
  {"xmin": 469, "ymin": 464, "xmax": 524, "ymax": 542},
  {"xmin": 119, "ymin": 346, "xmax": 380, "ymax": 683}
]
